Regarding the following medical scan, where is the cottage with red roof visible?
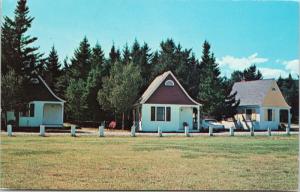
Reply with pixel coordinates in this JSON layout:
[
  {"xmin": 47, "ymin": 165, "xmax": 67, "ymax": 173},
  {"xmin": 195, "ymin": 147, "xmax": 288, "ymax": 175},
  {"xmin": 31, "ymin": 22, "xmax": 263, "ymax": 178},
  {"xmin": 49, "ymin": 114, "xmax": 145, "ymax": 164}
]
[{"xmin": 133, "ymin": 71, "xmax": 202, "ymax": 132}]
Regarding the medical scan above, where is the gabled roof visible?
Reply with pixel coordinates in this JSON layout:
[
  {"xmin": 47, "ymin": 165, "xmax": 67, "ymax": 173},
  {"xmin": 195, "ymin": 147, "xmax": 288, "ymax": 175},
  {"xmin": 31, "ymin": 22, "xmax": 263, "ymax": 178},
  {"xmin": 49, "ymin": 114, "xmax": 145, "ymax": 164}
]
[
  {"xmin": 136, "ymin": 71, "xmax": 201, "ymax": 105},
  {"xmin": 26, "ymin": 75, "xmax": 65, "ymax": 102},
  {"xmin": 231, "ymin": 79, "xmax": 281, "ymax": 107}
]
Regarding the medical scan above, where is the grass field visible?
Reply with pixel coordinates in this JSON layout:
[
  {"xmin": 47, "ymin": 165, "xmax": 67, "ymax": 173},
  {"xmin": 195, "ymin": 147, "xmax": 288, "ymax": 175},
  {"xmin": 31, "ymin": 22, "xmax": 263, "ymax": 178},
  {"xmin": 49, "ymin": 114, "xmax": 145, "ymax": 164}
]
[{"xmin": 0, "ymin": 135, "xmax": 298, "ymax": 190}]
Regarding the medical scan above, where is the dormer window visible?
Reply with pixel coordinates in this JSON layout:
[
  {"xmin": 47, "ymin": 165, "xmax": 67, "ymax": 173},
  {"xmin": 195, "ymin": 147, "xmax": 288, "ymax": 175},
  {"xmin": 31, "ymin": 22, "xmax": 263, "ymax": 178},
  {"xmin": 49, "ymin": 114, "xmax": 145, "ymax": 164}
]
[{"xmin": 165, "ymin": 80, "xmax": 174, "ymax": 86}]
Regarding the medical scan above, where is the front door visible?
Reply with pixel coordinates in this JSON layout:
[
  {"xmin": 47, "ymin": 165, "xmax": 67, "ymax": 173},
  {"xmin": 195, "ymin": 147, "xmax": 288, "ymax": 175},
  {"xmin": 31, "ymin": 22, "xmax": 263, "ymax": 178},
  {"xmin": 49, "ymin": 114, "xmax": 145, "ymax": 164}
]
[{"xmin": 179, "ymin": 107, "xmax": 193, "ymax": 130}]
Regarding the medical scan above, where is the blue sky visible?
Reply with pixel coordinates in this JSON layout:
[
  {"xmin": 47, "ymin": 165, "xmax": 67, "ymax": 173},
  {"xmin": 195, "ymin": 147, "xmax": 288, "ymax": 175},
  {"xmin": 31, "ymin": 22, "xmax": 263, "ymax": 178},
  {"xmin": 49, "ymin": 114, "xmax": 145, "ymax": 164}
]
[{"xmin": 3, "ymin": 0, "xmax": 299, "ymax": 78}]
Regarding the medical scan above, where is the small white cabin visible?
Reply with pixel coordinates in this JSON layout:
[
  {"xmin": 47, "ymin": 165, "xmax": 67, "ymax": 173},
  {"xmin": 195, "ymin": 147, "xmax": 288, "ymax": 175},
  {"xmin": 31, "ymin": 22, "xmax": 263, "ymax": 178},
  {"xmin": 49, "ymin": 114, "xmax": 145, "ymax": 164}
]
[{"xmin": 6, "ymin": 75, "xmax": 65, "ymax": 128}]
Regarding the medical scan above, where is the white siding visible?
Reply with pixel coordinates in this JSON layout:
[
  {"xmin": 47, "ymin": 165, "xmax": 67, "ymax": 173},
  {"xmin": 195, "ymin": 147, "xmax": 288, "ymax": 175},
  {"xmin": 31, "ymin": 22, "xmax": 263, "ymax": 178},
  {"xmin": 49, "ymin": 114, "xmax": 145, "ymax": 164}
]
[
  {"xmin": 19, "ymin": 101, "xmax": 63, "ymax": 127},
  {"xmin": 236, "ymin": 106, "xmax": 288, "ymax": 130},
  {"xmin": 259, "ymin": 107, "xmax": 281, "ymax": 130},
  {"xmin": 19, "ymin": 101, "xmax": 44, "ymax": 127},
  {"xmin": 140, "ymin": 104, "xmax": 196, "ymax": 132}
]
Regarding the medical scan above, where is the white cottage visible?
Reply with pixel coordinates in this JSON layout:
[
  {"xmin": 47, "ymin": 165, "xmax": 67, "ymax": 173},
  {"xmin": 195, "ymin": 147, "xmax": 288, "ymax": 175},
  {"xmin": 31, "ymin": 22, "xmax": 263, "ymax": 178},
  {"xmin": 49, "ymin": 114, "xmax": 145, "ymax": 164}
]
[
  {"xmin": 232, "ymin": 79, "xmax": 291, "ymax": 130},
  {"xmin": 133, "ymin": 71, "xmax": 202, "ymax": 132},
  {"xmin": 6, "ymin": 75, "xmax": 65, "ymax": 128}
]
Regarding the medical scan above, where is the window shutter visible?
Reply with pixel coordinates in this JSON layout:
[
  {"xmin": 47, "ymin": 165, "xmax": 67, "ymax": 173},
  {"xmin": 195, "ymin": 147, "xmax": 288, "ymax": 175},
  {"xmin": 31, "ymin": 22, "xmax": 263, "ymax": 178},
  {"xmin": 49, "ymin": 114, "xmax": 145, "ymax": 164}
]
[
  {"xmin": 272, "ymin": 109, "xmax": 275, "ymax": 121},
  {"xmin": 151, "ymin": 107, "xmax": 155, "ymax": 121},
  {"xmin": 166, "ymin": 107, "xmax": 171, "ymax": 121},
  {"xmin": 30, "ymin": 104, "xmax": 35, "ymax": 117}
]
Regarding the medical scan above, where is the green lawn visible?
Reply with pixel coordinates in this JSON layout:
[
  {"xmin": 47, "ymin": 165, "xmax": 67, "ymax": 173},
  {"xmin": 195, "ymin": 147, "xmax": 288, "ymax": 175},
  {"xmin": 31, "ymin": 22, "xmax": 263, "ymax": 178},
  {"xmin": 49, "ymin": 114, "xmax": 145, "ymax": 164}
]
[{"xmin": 0, "ymin": 135, "xmax": 298, "ymax": 190}]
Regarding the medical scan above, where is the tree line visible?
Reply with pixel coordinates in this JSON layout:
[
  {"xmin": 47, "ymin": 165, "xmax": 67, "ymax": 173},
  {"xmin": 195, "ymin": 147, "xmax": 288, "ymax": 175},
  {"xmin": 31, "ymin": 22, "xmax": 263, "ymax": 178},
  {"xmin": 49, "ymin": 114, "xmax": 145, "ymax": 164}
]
[{"xmin": 2, "ymin": 0, "xmax": 298, "ymax": 128}]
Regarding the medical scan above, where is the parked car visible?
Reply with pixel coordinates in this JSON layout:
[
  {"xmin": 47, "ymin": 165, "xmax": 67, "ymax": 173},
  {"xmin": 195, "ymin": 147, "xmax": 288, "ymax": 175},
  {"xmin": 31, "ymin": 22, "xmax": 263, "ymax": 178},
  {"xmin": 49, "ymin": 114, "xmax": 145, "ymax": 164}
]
[{"xmin": 201, "ymin": 119, "xmax": 225, "ymax": 130}]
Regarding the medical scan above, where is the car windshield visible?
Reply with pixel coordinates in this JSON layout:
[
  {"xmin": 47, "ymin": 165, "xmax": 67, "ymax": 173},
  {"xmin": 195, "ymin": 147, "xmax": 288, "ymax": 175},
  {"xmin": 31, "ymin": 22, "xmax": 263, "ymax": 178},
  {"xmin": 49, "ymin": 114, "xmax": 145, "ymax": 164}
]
[{"xmin": 206, "ymin": 119, "xmax": 217, "ymax": 123}]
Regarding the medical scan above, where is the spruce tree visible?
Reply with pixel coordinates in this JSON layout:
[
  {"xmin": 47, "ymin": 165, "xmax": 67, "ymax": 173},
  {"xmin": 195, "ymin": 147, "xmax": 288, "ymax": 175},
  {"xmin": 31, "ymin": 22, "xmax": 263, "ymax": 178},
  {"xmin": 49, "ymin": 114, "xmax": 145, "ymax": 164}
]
[
  {"xmin": 122, "ymin": 43, "xmax": 131, "ymax": 65},
  {"xmin": 222, "ymin": 78, "xmax": 240, "ymax": 118},
  {"xmin": 13, "ymin": 0, "xmax": 44, "ymax": 77},
  {"xmin": 45, "ymin": 46, "xmax": 61, "ymax": 89},
  {"xmin": 109, "ymin": 44, "xmax": 121, "ymax": 64},
  {"xmin": 243, "ymin": 65, "xmax": 262, "ymax": 81},
  {"xmin": 1, "ymin": 0, "xmax": 44, "ymax": 127},
  {"xmin": 131, "ymin": 39, "xmax": 141, "ymax": 65},
  {"xmin": 70, "ymin": 36, "xmax": 92, "ymax": 79},
  {"xmin": 136, "ymin": 42, "xmax": 152, "ymax": 93},
  {"xmin": 198, "ymin": 41, "xmax": 224, "ymax": 119},
  {"xmin": 230, "ymin": 70, "xmax": 244, "ymax": 82},
  {"xmin": 85, "ymin": 43, "xmax": 105, "ymax": 121},
  {"xmin": 91, "ymin": 42, "xmax": 105, "ymax": 69},
  {"xmin": 1, "ymin": 17, "xmax": 15, "ymax": 75}
]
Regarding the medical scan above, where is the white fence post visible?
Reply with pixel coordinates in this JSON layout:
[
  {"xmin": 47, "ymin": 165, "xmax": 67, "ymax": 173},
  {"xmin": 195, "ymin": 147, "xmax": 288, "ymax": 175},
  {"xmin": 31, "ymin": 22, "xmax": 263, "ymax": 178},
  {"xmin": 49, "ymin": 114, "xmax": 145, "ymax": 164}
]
[
  {"xmin": 185, "ymin": 126, "xmax": 190, "ymax": 137},
  {"xmin": 39, "ymin": 125, "xmax": 45, "ymax": 136},
  {"xmin": 131, "ymin": 125, "xmax": 136, "ymax": 137},
  {"xmin": 7, "ymin": 124, "xmax": 12, "ymax": 136},
  {"xmin": 250, "ymin": 127, "xmax": 254, "ymax": 136},
  {"xmin": 158, "ymin": 126, "xmax": 162, "ymax": 137},
  {"xmin": 267, "ymin": 125, "xmax": 271, "ymax": 136},
  {"xmin": 229, "ymin": 127, "xmax": 234, "ymax": 136},
  {"xmin": 99, "ymin": 125, "xmax": 104, "ymax": 137},
  {"xmin": 286, "ymin": 125, "xmax": 290, "ymax": 136},
  {"xmin": 209, "ymin": 126, "xmax": 213, "ymax": 136},
  {"xmin": 71, "ymin": 125, "xmax": 76, "ymax": 137}
]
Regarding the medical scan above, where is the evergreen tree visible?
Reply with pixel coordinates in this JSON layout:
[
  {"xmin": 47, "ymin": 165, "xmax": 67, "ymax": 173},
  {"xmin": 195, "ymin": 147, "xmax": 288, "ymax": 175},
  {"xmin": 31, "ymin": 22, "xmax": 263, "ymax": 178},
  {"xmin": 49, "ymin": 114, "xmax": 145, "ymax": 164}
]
[
  {"xmin": 277, "ymin": 74, "xmax": 299, "ymax": 123},
  {"xmin": 277, "ymin": 75, "xmax": 284, "ymax": 88},
  {"xmin": 122, "ymin": 43, "xmax": 131, "ymax": 65},
  {"xmin": 45, "ymin": 45, "xmax": 61, "ymax": 89},
  {"xmin": 1, "ymin": 0, "xmax": 44, "ymax": 127},
  {"xmin": 222, "ymin": 78, "xmax": 240, "ymax": 118},
  {"xmin": 135, "ymin": 42, "xmax": 153, "ymax": 93},
  {"xmin": 289, "ymin": 79, "xmax": 299, "ymax": 123},
  {"xmin": 12, "ymin": 0, "xmax": 44, "ymax": 77},
  {"xmin": 91, "ymin": 42, "xmax": 105, "ymax": 70},
  {"xmin": 198, "ymin": 41, "xmax": 224, "ymax": 119},
  {"xmin": 109, "ymin": 44, "xmax": 121, "ymax": 64},
  {"xmin": 54, "ymin": 57, "xmax": 71, "ymax": 99},
  {"xmin": 149, "ymin": 51, "xmax": 159, "ymax": 81},
  {"xmin": 1, "ymin": 17, "xmax": 15, "ymax": 75},
  {"xmin": 243, "ymin": 65, "xmax": 262, "ymax": 81},
  {"xmin": 103, "ymin": 44, "xmax": 121, "ymax": 76},
  {"xmin": 230, "ymin": 70, "xmax": 244, "ymax": 82},
  {"xmin": 63, "ymin": 56, "xmax": 70, "ymax": 70},
  {"xmin": 1, "ymin": 0, "xmax": 45, "ymax": 77},
  {"xmin": 131, "ymin": 39, "xmax": 141, "ymax": 65},
  {"xmin": 153, "ymin": 39, "xmax": 177, "ymax": 75},
  {"xmin": 69, "ymin": 36, "xmax": 92, "ymax": 79},
  {"xmin": 186, "ymin": 54, "xmax": 200, "ymax": 98},
  {"xmin": 85, "ymin": 43, "xmax": 105, "ymax": 121}
]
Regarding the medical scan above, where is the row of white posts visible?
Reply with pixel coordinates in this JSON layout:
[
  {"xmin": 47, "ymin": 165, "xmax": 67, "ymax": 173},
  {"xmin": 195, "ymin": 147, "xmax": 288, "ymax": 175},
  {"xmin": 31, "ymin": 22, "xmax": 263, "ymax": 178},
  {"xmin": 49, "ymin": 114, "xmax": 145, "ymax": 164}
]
[{"xmin": 5, "ymin": 124, "xmax": 291, "ymax": 137}]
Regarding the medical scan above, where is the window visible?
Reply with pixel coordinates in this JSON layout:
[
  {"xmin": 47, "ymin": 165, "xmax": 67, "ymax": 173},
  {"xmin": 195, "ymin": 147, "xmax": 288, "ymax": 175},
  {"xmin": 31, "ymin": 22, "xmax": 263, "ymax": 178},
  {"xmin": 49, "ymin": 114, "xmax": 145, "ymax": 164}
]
[
  {"xmin": 29, "ymin": 103, "xmax": 35, "ymax": 117},
  {"xmin": 272, "ymin": 87, "xmax": 276, "ymax": 91},
  {"xmin": 166, "ymin": 107, "xmax": 171, "ymax": 121},
  {"xmin": 267, "ymin": 109, "xmax": 272, "ymax": 121},
  {"xmin": 156, "ymin": 107, "xmax": 165, "ymax": 121},
  {"xmin": 164, "ymin": 80, "xmax": 174, "ymax": 86},
  {"xmin": 245, "ymin": 109, "xmax": 252, "ymax": 120},
  {"xmin": 151, "ymin": 107, "xmax": 155, "ymax": 121}
]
